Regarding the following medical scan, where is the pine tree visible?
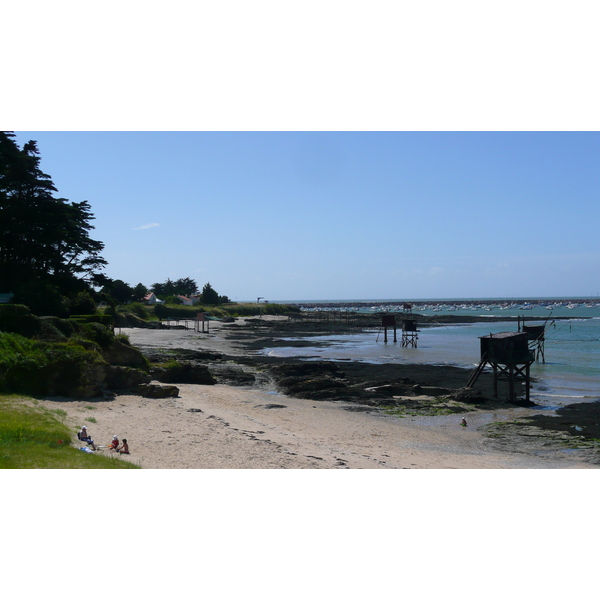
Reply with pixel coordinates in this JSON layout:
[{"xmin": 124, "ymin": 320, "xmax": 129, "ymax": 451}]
[
  {"xmin": 0, "ymin": 132, "xmax": 107, "ymax": 294},
  {"xmin": 200, "ymin": 282, "xmax": 220, "ymax": 305}
]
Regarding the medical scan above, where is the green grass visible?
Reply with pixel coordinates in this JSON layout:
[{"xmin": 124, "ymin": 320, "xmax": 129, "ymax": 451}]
[{"xmin": 0, "ymin": 394, "xmax": 139, "ymax": 469}]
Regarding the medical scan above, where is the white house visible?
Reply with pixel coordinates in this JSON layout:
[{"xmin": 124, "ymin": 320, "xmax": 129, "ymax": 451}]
[
  {"xmin": 177, "ymin": 295, "xmax": 196, "ymax": 306},
  {"xmin": 143, "ymin": 292, "xmax": 162, "ymax": 304}
]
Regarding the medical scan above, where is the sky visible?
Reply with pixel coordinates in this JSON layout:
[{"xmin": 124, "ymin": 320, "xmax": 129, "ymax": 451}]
[
  {"xmin": 11, "ymin": 130, "xmax": 600, "ymax": 301},
  {"xmin": 5, "ymin": 4, "xmax": 600, "ymax": 302}
]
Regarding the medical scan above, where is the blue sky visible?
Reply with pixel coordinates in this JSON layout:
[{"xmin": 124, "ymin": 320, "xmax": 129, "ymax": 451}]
[
  {"xmin": 12, "ymin": 131, "xmax": 600, "ymax": 301},
  {"xmin": 6, "ymin": 3, "xmax": 600, "ymax": 302}
]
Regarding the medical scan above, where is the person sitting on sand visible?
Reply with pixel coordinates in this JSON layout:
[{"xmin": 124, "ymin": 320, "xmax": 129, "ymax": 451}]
[
  {"xmin": 117, "ymin": 438, "xmax": 129, "ymax": 454},
  {"xmin": 108, "ymin": 435, "xmax": 119, "ymax": 451},
  {"xmin": 460, "ymin": 418, "xmax": 468, "ymax": 427},
  {"xmin": 79, "ymin": 426, "xmax": 97, "ymax": 450}
]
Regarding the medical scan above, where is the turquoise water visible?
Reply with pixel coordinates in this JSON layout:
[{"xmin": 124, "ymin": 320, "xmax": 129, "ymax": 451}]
[{"xmin": 263, "ymin": 300, "xmax": 600, "ymax": 408}]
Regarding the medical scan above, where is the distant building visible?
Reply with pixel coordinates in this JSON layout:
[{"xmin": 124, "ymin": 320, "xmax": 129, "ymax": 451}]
[
  {"xmin": 143, "ymin": 292, "xmax": 162, "ymax": 304},
  {"xmin": 177, "ymin": 295, "xmax": 195, "ymax": 306}
]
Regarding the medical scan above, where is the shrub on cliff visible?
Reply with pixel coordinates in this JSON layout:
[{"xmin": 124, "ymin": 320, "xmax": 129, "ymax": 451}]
[
  {"xmin": 69, "ymin": 291, "xmax": 97, "ymax": 315},
  {"xmin": 76, "ymin": 321, "xmax": 115, "ymax": 349},
  {"xmin": 0, "ymin": 332, "xmax": 106, "ymax": 397},
  {"xmin": 129, "ymin": 302, "xmax": 151, "ymax": 320}
]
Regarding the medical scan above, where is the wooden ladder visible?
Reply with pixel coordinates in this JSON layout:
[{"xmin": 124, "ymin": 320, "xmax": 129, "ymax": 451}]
[{"xmin": 466, "ymin": 356, "xmax": 487, "ymax": 388}]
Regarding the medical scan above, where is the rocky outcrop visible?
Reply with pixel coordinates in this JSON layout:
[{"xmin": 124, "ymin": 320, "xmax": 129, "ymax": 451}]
[
  {"xmin": 208, "ymin": 363, "xmax": 256, "ymax": 386},
  {"xmin": 103, "ymin": 365, "xmax": 152, "ymax": 390},
  {"xmin": 448, "ymin": 387, "xmax": 488, "ymax": 404},
  {"xmin": 152, "ymin": 361, "xmax": 215, "ymax": 385},
  {"xmin": 134, "ymin": 383, "xmax": 179, "ymax": 398},
  {"xmin": 102, "ymin": 340, "xmax": 149, "ymax": 369}
]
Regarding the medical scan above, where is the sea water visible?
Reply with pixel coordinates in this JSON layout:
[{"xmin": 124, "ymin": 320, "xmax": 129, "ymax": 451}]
[{"xmin": 263, "ymin": 299, "xmax": 600, "ymax": 408}]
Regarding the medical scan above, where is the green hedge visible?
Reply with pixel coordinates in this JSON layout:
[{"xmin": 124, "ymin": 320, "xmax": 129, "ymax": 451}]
[
  {"xmin": 69, "ymin": 314, "xmax": 113, "ymax": 326},
  {"xmin": 152, "ymin": 302, "xmax": 299, "ymax": 320}
]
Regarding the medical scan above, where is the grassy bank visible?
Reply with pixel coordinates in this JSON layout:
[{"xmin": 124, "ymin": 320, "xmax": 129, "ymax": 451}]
[
  {"xmin": 153, "ymin": 302, "xmax": 298, "ymax": 319},
  {"xmin": 102, "ymin": 301, "xmax": 299, "ymax": 326},
  {"xmin": 0, "ymin": 394, "xmax": 138, "ymax": 469}
]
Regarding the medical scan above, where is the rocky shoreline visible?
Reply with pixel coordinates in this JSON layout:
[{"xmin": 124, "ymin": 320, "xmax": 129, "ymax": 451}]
[{"xmin": 118, "ymin": 315, "xmax": 599, "ymax": 466}]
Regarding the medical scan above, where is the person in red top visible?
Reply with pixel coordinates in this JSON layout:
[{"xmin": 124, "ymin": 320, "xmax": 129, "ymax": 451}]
[{"xmin": 108, "ymin": 435, "xmax": 119, "ymax": 450}]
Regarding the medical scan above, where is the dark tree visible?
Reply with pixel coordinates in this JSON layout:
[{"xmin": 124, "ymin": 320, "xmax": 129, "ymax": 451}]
[
  {"xmin": 151, "ymin": 278, "xmax": 176, "ymax": 297},
  {"xmin": 174, "ymin": 277, "xmax": 198, "ymax": 296},
  {"xmin": 132, "ymin": 283, "xmax": 148, "ymax": 302},
  {"xmin": 102, "ymin": 279, "xmax": 133, "ymax": 304},
  {"xmin": 200, "ymin": 282, "xmax": 220, "ymax": 305},
  {"xmin": 151, "ymin": 277, "xmax": 198, "ymax": 297},
  {"xmin": 0, "ymin": 132, "xmax": 107, "ymax": 295}
]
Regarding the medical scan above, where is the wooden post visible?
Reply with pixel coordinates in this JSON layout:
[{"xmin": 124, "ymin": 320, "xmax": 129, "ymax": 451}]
[{"xmin": 493, "ymin": 363, "xmax": 498, "ymax": 398}]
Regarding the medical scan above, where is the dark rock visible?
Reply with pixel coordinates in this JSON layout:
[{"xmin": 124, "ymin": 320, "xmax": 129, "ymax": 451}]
[
  {"xmin": 278, "ymin": 376, "xmax": 347, "ymax": 396},
  {"xmin": 208, "ymin": 363, "xmax": 256, "ymax": 386},
  {"xmin": 270, "ymin": 362, "xmax": 343, "ymax": 378},
  {"xmin": 104, "ymin": 365, "xmax": 151, "ymax": 390},
  {"xmin": 102, "ymin": 340, "xmax": 149, "ymax": 368},
  {"xmin": 449, "ymin": 387, "xmax": 488, "ymax": 404},
  {"xmin": 152, "ymin": 362, "xmax": 216, "ymax": 385},
  {"xmin": 134, "ymin": 383, "xmax": 179, "ymax": 398}
]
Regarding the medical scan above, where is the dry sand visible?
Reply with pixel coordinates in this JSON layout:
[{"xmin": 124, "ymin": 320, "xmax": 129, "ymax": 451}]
[{"xmin": 32, "ymin": 320, "xmax": 596, "ymax": 468}]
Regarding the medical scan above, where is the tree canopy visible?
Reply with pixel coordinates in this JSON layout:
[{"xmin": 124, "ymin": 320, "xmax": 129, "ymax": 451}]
[
  {"xmin": 151, "ymin": 277, "xmax": 198, "ymax": 297},
  {"xmin": 0, "ymin": 132, "xmax": 107, "ymax": 296},
  {"xmin": 200, "ymin": 282, "xmax": 220, "ymax": 305}
]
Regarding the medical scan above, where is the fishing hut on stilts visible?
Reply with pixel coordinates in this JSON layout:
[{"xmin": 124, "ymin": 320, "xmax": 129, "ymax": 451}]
[
  {"xmin": 380, "ymin": 315, "xmax": 397, "ymax": 343},
  {"xmin": 518, "ymin": 315, "xmax": 550, "ymax": 364},
  {"xmin": 195, "ymin": 312, "xmax": 210, "ymax": 333},
  {"xmin": 401, "ymin": 318, "xmax": 419, "ymax": 347},
  {"xmin": 466, "ymin": 332, "xmax": 534, "ymax": 402}
]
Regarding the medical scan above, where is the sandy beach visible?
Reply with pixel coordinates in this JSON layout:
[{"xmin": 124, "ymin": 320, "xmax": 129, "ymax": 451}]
[
  {"xmin": 31, "ymin": 318, "xmax": 598, "ymax": 469},
  {"xmin": 36, "ymin": 383, "xmax": 596, "ymax": 469}
]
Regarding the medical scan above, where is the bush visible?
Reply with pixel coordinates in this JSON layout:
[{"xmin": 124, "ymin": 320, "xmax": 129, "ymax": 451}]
[
  {"xmin": 154, "ymin": 303, "xmax": 169, "ymax": 319},
  {"xmin": 39, "ymin": 317, "xmax": 77, "ymax": 339},
  {"xmin": 69, "ymin": 314, "xmax": 113, "ymax": 326},
  {"xmin": 69, "ymin": 291, "xmax": 97, "ymax": 315},
  {"xmin": 115, "ymin": 333, "xmax": 131, "ymax": 346},
  {"xmin": 77, "ymin": 322, "xmax": 115, "ymax": 349},
  {"xmin": 0, "ymin": 332, "xmax": 106, "ymax": 397},
  {"xmin": 12, "ymin": 282, "xmax": 70, "ymax": 317},
  {"xmin": 129, "ymin": 303, "xmax": 150, "ymax": 320},
  {"xmin": 0, "ymin": 304, "xmax": 42, "ymax": 337},
  {"xmin": 37, "ymin": 319, "xmax": 67, "ymax": 341}
]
